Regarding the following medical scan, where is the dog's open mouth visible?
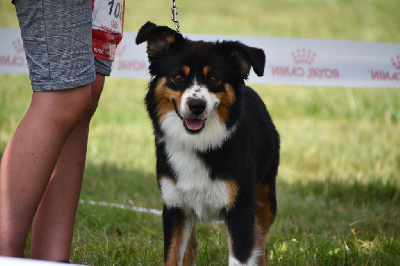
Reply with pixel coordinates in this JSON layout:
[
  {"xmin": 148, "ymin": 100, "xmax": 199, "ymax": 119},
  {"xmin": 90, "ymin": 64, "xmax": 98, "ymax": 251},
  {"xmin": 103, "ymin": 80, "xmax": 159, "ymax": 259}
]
[
  {"xmin": 183, "ymin": 118, "xmax": 205, "ymax": 133},
  {"xmin": 172, "ymin": 100, "xmax": 206, "ymax": 134}
]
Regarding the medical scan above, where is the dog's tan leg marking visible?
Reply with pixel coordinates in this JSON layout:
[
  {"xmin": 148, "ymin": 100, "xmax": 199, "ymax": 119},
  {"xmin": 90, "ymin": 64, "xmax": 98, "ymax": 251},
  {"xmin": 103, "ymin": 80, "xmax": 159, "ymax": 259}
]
[
  {"xmin": 182, "ymin": 223, "xmax": 198, "ymax": 266},
  {"xmin": 154, "ymin": 77, "xmax": 183, "ymax": 122},
  {"xmin": 256, "ymin": 183, "xmax": 275, "ymax": 266},
  {"xmin": 226, "ymin": 180, "xmax": 238, "ymax": 210},
  {"xmin": 165, "ymin": 220, "xmax": 184, "ymax": 266},
  {"xmin": 165, "ymin": 218, "xmax": 194, "ymax": 266}
]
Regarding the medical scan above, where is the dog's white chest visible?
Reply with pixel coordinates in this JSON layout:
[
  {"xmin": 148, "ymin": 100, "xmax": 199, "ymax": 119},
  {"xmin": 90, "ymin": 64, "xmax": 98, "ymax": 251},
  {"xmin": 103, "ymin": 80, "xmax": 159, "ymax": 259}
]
[{"xmin": 160, "ymin": 142, "xmax": 231, "ymax": 222}]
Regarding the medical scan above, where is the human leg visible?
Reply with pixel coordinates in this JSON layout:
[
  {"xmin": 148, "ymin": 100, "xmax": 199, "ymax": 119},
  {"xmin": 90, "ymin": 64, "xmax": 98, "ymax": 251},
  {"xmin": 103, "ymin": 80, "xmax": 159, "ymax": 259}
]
[
  {"xmin": 1, "ymin": 0, "xmax": 117, "ymax": 259},
  {"xmin": 29, "ymin": 74, "xmax": 105, "ymax": 261},
  {"xmin": 28, "ymin": 58, "xmax": 112, "ymax": 261},
  {"xmin": 0, "ymin": 85, "xmax": 91, "ymax": 257},
  {"xmin": 0, "ymin": 0, "xmax": 96, "ymax": 257}
]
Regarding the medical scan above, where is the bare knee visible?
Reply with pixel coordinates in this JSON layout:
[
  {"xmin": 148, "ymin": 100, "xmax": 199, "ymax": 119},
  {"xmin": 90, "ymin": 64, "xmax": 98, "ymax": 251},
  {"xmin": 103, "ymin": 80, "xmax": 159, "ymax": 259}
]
[{"xmin": 30, "ymin": 84, "xmax": 92, "ymax": 130}]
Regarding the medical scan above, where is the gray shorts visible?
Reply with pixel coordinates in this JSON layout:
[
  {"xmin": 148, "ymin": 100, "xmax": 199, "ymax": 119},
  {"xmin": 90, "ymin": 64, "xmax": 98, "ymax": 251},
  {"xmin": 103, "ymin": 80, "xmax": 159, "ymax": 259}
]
[{"xmin": 14, "ymin": 0, "xmax": 112, "ymax": 92}]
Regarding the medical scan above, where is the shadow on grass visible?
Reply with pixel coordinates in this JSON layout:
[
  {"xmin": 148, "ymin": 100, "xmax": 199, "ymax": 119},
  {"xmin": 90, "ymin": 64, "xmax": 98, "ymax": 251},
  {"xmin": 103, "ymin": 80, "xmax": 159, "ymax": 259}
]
[
  {"xmin": 2, "ymin": 152, "xmax": 397, "ymax": 264},
  {"xmin": 81, "ymin": 161, "xmax": 161, "ymax": 209},
  {"xmin": 275, "ymin": 175, "xmax": 400, "ymax": 239},
  {"xmin": 281, "ymin": 176, "xmax": 400, "ymax": 206},
  {"xmin": 76, "ymin": 161, "xmax": 400, "ymax": 264},
  {"xmin": 73, "ymin": 160, "xmax": 164, "ymax": 264},
  {"xmin": 80, "ymin": 159, "xmax": 400, "ymax": 239},
  {"xmin": 269, "ymin": 176, "xmax": 400, "ymax": 264}
]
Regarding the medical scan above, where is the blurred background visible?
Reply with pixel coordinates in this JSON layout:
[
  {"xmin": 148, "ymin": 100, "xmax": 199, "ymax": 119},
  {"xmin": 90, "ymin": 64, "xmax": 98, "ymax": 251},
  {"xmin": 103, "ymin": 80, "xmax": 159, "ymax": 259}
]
[{"xmin": 1, "ymin": 0, "xmax": 399, "ymax": 264}]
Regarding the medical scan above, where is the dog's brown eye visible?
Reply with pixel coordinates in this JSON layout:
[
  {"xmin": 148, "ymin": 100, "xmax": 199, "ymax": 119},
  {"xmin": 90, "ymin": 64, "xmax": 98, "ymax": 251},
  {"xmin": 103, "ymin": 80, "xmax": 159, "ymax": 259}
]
[
  {"xmin": 172, "ymin": 74, "xmax": 183, "ymax": 83},
  {"xmin": 209, "ymin": 76, "xmax": 220, "ymax": 85}
]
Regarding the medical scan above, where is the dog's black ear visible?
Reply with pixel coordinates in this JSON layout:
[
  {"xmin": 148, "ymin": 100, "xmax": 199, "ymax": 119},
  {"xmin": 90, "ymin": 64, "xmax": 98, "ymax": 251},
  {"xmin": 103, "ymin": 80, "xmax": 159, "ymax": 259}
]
[
  {"xmin": 219, "ymin": 41, "xmax": 266, "ymax": 78},
  {"xmin": 136, "ymin": 21, "xmax": 183, "ymax": 58}
]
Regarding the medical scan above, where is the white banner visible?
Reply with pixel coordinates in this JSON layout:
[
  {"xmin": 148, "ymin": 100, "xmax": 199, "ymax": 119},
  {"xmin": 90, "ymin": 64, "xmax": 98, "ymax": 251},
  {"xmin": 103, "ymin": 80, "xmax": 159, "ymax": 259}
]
[{"xmin": 1, "ymin": 28, "xmax": 399, "ymax": 88}]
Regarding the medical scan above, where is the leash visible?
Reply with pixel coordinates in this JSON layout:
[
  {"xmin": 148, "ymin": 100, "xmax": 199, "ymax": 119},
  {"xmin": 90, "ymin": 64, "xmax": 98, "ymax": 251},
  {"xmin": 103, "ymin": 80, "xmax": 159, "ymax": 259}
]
[{"xmin": 171, "ymin": 0, "xmax": 180, "ymax": 33}]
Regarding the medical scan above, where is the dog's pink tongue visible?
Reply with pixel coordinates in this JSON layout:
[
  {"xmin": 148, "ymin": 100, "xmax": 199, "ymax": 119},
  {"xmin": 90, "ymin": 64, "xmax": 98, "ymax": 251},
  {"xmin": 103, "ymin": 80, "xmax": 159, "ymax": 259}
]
[{"xmin": 184, "ymin": 119, "xmax": 204, "ymax": 131}]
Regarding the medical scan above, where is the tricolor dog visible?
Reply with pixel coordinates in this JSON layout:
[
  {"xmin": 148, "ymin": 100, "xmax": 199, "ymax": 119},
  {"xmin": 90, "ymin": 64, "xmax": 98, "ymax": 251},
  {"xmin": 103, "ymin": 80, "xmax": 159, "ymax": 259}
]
[{"xmin": 136, "ymin": 22, "xmax": 280, "ymax": 266}]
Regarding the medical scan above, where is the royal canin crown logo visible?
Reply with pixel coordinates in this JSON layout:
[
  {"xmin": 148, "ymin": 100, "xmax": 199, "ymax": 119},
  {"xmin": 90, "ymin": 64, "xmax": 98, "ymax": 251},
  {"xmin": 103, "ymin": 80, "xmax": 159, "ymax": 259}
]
[
  {"xmin": 391, "ymin": 55, "xmax": 400, "ymax": 70},
  {"xmin": 268, "ymin": 48, "xmax": 339, "ymax": 79},
  {"xmin": 291, "ymin": 49, "xmax": 317, "ymax": 65},
  {"xmin": 12, "ymin": 39, "xmax": 24, "ymax": 54},
  {"xmin": 368, "ymin": 55, "xmax": 400, "ymax": 82}
]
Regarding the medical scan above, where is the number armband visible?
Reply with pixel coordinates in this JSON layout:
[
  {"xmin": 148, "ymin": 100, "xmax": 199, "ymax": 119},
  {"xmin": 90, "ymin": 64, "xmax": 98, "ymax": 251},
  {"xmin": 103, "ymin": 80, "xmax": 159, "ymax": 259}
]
[{"xmin": 92, "ymin": 0, "xmax": 125, "ymax": 61}]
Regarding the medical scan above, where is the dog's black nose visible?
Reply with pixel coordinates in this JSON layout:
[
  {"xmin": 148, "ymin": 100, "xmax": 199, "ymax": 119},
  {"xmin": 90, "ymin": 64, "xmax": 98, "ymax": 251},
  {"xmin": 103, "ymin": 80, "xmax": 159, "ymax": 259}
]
[{"xmin": 188, "ymin": 99, "xmax": 206, "ymax": 115}]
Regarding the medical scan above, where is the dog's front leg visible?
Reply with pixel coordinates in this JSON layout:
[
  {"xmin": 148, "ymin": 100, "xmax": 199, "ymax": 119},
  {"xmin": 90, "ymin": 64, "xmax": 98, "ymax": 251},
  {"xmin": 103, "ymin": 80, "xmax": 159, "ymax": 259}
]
[
  {"xmin": 226, "ymin": 205, "xmax": 261, "ymax": 266},
  {"xmin": 163, "ymin": 206, "xmax": 196, "ymax": 266}
]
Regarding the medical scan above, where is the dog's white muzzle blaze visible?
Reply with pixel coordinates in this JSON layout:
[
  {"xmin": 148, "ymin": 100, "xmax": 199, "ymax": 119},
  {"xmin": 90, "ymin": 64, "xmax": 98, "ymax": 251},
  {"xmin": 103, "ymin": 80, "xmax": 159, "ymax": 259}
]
[
  {"xmin": 178, "ymin": 81, "xmax": 220, "ymax": 133},
  {"xmin": 160, "ymin": 81, "xmax": 235, "ymax": 151}
]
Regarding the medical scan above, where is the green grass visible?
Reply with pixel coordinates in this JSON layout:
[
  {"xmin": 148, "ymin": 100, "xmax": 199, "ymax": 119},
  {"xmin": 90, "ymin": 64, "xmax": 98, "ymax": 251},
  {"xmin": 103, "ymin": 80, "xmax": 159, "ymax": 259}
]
[{"xmin": 1, "ymin": 0, "xmax": 400, "ymax": 265}]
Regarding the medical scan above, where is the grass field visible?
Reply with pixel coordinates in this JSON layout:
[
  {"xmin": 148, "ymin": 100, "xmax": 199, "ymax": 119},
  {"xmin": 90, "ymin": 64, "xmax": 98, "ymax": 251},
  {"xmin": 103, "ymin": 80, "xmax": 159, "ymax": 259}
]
[{"xmin": 1, "ymin": 0, "xmax": 400, "ymax": 265}]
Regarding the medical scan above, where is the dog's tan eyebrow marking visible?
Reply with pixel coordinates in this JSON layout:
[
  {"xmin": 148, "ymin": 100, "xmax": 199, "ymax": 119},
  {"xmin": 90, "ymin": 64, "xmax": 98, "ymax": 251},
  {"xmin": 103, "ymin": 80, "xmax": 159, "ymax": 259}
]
[
  {"xmin": 182, "ymin": 65, "xmax": 191, "ymax": 76},
  {"xmin": 203, "ymin": 66, "xmax": 211, "ymax": 77}
]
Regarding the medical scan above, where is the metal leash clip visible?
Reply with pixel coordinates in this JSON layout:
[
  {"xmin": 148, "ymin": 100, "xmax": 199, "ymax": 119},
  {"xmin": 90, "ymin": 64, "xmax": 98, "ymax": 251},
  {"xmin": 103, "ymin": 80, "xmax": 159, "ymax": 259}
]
[{"xmin": 171, "ymin": 0, "xmax": 180, "ymax": 33}]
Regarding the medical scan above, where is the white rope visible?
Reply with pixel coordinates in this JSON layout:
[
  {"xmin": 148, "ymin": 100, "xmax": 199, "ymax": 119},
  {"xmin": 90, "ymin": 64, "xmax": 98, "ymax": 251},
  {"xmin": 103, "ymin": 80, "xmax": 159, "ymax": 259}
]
[
  {"xmin": 79, "ymin": 199, "xmax": 225, "ymax": 224},
  {"xmin": 79, "ymin": 199, "xmax": 162, "ymax": 216}
]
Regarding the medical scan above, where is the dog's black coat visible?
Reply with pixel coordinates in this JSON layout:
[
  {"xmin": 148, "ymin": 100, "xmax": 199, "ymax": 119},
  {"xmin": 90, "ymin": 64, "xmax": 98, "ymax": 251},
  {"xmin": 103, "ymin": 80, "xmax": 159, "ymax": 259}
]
[{"xmin": 136, "ymin": 21, "xmax": 280, "ymax": 265}]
